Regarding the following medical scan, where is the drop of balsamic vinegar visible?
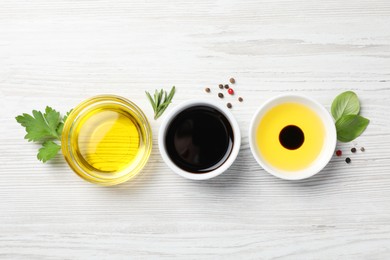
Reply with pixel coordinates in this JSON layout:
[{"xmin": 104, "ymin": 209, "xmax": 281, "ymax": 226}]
[{"xmin": 279, "ymin": 125, "xmax": 304, "ymax": 150}]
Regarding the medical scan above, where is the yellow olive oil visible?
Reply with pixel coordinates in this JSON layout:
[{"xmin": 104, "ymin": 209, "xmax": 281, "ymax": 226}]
[
  {"xmin": 62, "ymin": 95, "xmax": 152, "ymax": 186},
  {"xmin": 69, "ymin": 107, "xmax": 147, "ymax": 182},
  {"xmin": 75, "ymin": 109, "xmax": 140, "ymax": 172},
  {"xmin": 256, "ymin": 102, "xmax": 325, "ymax": 171}
]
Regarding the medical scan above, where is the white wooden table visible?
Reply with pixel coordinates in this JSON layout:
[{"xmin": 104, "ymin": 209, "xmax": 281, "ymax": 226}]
[{"xmin": 1, "ymin": 0, "xmax": 390, "ymax": 259}]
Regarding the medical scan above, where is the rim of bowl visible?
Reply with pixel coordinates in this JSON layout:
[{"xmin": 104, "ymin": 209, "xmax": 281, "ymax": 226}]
[
  {"xmin": 158, "ymin": 99, "xmax": 241, "ymax": 180},
  {"xmin": 249, "ymin": 94, "xmax": 337, "ymax": 180},
  {"xmin": 61, "ymin": 95, "xmax": 153, "ymax": 186}
]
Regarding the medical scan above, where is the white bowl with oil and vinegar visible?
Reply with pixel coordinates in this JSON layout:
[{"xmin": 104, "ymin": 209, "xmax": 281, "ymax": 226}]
[{"xmin": 249, "ymin": 94, "xmax": 337, "ymax": 180}]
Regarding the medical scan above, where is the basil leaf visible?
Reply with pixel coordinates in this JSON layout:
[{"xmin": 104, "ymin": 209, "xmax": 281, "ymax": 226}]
[
  {"xmin": 331, "ymin": 91, "xmax": 360, "ymax": 120},
  {"xmin": 336, "ymin": 114, "xmax": 369, "ymax": 142}
]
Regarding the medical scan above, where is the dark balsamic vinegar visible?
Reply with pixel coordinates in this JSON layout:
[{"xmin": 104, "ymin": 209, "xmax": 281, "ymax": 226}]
[
  {"xmin": 279, "ymin": 125, "xmax": 305, "ymax": 150},
  {"xmin": 165, "ymin": 106, "xmax": 234, "ymax": 173}
]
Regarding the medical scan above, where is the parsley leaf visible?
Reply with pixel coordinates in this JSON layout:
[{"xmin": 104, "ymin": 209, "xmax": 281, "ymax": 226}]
[
  {"xmin": 16, "ymin": 107, "xmax": 73, "ymax": 163},
  {"xmin": 16, "ymin": 106, "xmax": 61, "ymax": 141},
  {"xmin": 56, "ymin": 109, "xmax": 73, "ymax": 137},
  {"xmin": 37, "ymin": 141, "xmax": 62, "ymax": 162}
]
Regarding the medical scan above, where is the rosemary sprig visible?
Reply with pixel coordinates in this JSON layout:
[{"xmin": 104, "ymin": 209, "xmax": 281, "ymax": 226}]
[{"xmin": 145, "ymin": 86, "xmax": 176, "ymax": 120}]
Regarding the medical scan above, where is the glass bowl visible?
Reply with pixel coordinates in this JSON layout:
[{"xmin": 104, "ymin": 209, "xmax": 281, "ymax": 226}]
[{"xmin": 61, "ymin": 95, "xmax": 152, "ymax": 185}]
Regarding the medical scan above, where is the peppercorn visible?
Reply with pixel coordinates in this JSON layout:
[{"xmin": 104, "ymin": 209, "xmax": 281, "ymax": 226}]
[
  {"xmin": 205, "ymin": 87, "xmax": 210, "ymax": 93},
  {"xmin": 218, "ymin": 93, "xmax": 224, "ymax": 98},
  {"xmin": 345, "ymin": 157, "xmax": 351, "ymax": 164},
  {"xmin": 360, "ymin": 147, "xmax": 365, "ymax": 152},
  {"xmin": 227, "ymin": 103, "xmax": 232, "ymax": 109},
  {"xmin": 336, "ymin": 150, "xmax": 342, "ymax": 156},
  {"xmin": 219, "ymin": 84, "xmax": 224, "ymax": 89},
  {"xmin": 238, "ymin": 97, "xmax": 243, "ymax": 102},
  {"xmin": 224, "ymin": 84, "xmax": 229, "ymax": 89},
  {"xmin": 229, "ymin": 78, "xmax": 235, "ymax": 84},
  {"xmin": 351, "ymin": 147, "xmax": 356, "ymax": 153},
  {"xmin": 228, "ymin": 88, "xmax": 234, "ymax": 95}
]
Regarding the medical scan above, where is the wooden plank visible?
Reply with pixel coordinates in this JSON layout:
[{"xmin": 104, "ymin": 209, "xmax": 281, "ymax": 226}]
[{"xmin": 1, "ymin": 0, "xmax": 390, "ymax": 258}]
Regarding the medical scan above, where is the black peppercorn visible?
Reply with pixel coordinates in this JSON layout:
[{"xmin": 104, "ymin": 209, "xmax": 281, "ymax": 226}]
[
  {"xmin": 345, "ymin": 157, "xmax": 351, "ymax": 164},
  {"xmin": 224, "ymin": 84, "xmax": 229, "ymax": 89},
  {"xmin": 351, "ymin": 147, "xmax": 356, "ymax": 153},
  {"xmin": 219, "ymin": 84, "xmax": 224, "ymax": 89},
  {"xmin": 218, "ymin": 93, "xmax": 224, "ymax": 98},
  {"xmin": 227, "ymin": 103, "xmax": 232, "ymax": 109}
]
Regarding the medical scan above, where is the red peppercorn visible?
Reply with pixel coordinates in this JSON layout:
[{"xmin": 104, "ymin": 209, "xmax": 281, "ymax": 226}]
[
  {"xmin": 336, "ymin": 150, "xmax": 342, "ymax": 156},
  {"xmin": 228, "ymin": 88, "xmax": 234, "ymax": 95}
]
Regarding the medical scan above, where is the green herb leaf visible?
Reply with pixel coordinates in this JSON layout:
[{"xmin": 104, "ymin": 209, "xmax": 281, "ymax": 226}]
[
  {"xmin": 16, "ymin": 107, "xmax": 71, "ymax": 163},
  {"xmin": 37, "ymin": 141, "xmax": 61, "ymax": 163},
  {"xmin": 167, "ymin": 86, "xmax": 176, "ymax": 101},
  {"xmin": 56, "ymin": 109, "xmax": 73, "ymax": 136},
  {"xmin": 16, "ymin": 106, "xmax": 61, "ymax": 141},
  {"xmin": 145, "ymin": 91, "xmax": 156, "ymax": 111},
  {"xmin": 62, "ymin": 109, "xmax": 72, "ymax": 123},
  {"xmin": 331, "ymin": 91, "xmax": 360, "ymax": 121},
  {"xmin": 335, "ymin": 114, "xmax": 369, "ymax": 142},
  {"xmin": 146, "ymin": 86, "xmax": 176, "ymax": 120}
]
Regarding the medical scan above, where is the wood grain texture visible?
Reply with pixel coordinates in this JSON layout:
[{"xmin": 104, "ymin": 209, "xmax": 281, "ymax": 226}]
[{"xmin": 1, "ymin": 0, "xmax": 390, "ymax": 259}]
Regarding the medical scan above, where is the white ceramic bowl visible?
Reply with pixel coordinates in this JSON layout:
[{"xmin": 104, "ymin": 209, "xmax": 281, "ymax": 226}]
[
  {"xmin": 249, "ymin": 94, "xmax": 336, "ymax": 180},
  {"xmin": 159, "ymin": 99, "xmax": 241, "ymax": 180}
]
